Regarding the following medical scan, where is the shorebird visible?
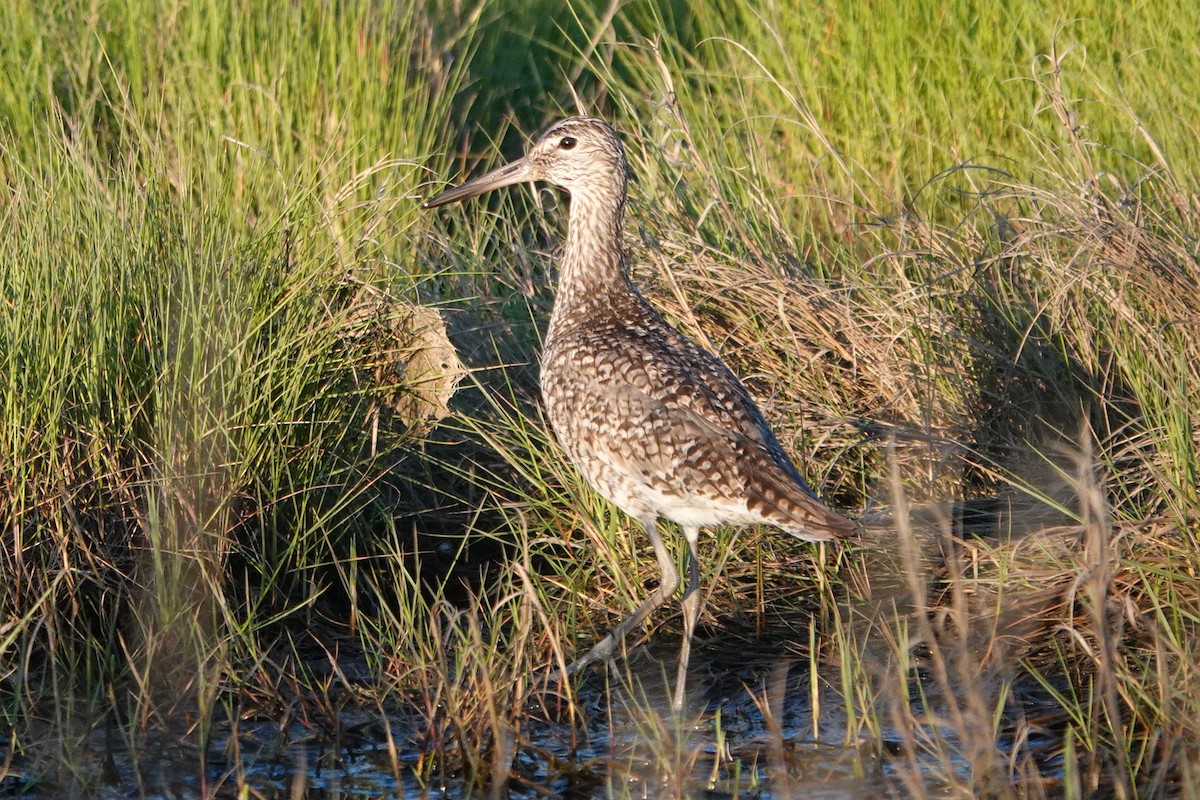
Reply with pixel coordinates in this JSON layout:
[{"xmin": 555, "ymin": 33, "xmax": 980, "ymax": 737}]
[{"xmin": 424, "ymin": 117, "xmax": 853, "ymax": 712}]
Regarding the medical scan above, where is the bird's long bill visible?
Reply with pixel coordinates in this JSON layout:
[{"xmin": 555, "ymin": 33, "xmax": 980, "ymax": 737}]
[{"xmin": 422, "ymin": 155, "xmax": 533, "ymax": 208}]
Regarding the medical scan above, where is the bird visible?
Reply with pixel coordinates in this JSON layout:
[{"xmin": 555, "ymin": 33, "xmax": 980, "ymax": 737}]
[{"xmin": 423, "ymin": 117, "xmax": 854, "ymax": 712}]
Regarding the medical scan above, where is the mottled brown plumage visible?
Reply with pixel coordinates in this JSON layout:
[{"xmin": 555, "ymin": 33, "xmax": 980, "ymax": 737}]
[{"xmin": 424, "ymin": 117, "xmax": 853, "ymax": 711}]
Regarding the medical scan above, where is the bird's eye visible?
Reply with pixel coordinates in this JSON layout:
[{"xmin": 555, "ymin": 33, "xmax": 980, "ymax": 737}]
[{"xmin": 559, "ymin": 136, "xmax": 577, "ymax": 150}]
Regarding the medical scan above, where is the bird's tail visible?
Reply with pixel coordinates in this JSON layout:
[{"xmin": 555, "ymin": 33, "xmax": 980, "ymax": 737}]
[{"xmin": 747, "ymin": 466, "xmax": 856, "ymax": 542}]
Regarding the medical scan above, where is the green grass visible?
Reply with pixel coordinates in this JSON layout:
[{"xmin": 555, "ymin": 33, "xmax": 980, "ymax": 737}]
[{"xmin": 2, "ymin": 0, "xmax": 1199, "ymax": 796}]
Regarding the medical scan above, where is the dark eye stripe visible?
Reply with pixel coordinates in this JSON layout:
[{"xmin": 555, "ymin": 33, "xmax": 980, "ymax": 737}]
[{"xmin": 559, "ymin": 136, "xmax": 577, "ymax": 149}]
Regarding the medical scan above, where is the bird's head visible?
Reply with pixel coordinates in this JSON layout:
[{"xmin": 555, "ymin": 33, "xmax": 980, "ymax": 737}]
[{"xmin": 423, "ymin": 117, "xmax": 628, "ymax": 209}]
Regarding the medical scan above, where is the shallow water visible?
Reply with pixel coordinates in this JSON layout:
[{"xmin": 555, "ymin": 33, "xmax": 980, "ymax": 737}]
[{"xmin": 1, "ymin": 624, "xmax": 1060, "ymax": 799}]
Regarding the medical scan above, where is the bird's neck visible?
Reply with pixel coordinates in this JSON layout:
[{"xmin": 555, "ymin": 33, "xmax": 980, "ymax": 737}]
[{"xmin": 551, "ymin": 192, "xmax": 631, "ymax": 320}]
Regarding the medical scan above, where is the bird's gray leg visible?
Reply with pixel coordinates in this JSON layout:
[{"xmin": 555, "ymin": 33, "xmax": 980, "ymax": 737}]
[
  {"xmin": 673, "ymin": 526, "xmax": 702, "ymax": 713},
  {"xmin": 568, "ymin": 515, "xmax": 678, "ymax": 674}
]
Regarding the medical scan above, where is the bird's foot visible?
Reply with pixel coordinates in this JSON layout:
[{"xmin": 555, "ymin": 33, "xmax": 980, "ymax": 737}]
[{"xmin": 567, "ymin": 633, "xmax": 620, "ymax": 676}]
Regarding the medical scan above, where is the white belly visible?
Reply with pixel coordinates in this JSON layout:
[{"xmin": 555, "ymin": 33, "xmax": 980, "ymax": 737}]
[{"xmin": 571, "ymin": 449, "xmax": 761, "ymax": 530}]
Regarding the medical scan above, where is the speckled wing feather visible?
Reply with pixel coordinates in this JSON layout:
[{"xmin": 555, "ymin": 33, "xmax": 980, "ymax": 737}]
[
  {"xmin": 553, "ymin": 352, "xmax": 853, "ymax": 541},
  {"xmin": 629, "ymin": 308, "xmax": 824, "ymax": 493},
  {"xmin": 552, "ymin": 288, "xmax": 838, "ymax": 482}
]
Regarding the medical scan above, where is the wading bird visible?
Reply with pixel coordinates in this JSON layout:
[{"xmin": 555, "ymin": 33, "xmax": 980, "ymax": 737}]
[{"xmin": 424, "ymin": 117, "xmax": 853, "ymax": 712}]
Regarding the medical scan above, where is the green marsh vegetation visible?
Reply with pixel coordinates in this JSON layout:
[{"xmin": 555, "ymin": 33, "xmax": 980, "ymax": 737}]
[{"xmin": 1, "ymin": 0, "xmax": 1198, "ymax": 796}]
